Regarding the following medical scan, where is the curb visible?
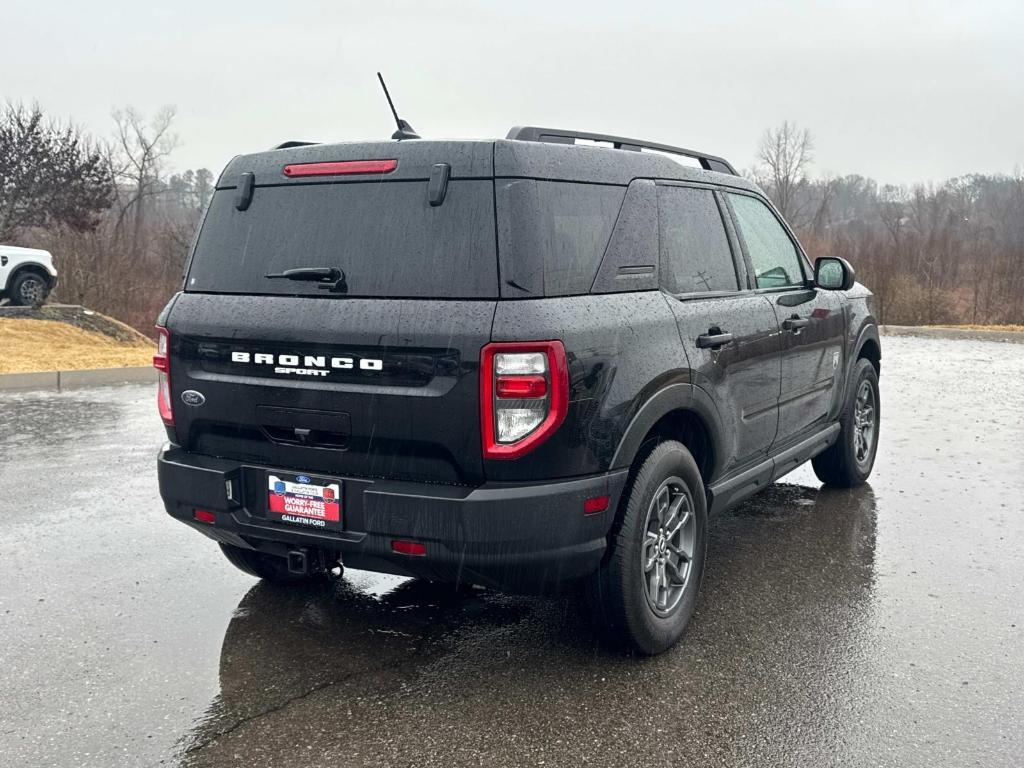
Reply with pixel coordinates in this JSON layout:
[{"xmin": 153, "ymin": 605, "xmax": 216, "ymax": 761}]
[
  {"xmin": 881, "ymin": 325, "xmax": 1024, "ymax": 344},
  {"xmin": 0, "ymin": 366, "xmax": 155, "ymax": 393}
]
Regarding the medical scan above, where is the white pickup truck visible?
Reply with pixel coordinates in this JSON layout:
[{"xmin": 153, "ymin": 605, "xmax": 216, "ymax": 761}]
[{"xmin": 0, "ymin": 245, "xmax": 58, "ymax": 307}]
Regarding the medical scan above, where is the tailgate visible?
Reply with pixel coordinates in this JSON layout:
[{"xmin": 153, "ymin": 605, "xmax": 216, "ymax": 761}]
[{"xmin": 166, "ymin": 294, "xmax": 495, "ymax": 485}]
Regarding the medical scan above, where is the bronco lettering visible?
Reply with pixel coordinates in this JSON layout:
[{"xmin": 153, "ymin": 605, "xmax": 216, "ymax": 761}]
[{"xmin": 230, "ymin": 351, "xmax": 383, "ymax": 372}]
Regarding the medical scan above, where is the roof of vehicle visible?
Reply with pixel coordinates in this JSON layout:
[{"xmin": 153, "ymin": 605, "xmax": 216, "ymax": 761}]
[{"xmin": 216, "ymin": 135, "xmax": 761, "ymax": 193}]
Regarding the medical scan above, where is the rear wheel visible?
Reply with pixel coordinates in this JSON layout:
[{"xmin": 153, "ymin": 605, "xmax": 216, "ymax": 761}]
[
  {"xmin": 9, "ymin": 271, "xmax": 50, "ymax": 307},
  {"xmin": 219, "ymin": 543, "xmax": 320, "ymax": 584},
  {"xmin": 591, "ymin": 440, "xmax": 707, "ymax": 655},
  {"xmin": 812, "ymin": 357, "xmax": 880, "ymax": 487}
]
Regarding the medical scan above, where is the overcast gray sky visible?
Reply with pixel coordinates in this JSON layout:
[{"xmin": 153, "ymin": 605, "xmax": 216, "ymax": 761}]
[{"xmin": 4, "ymin": 0, "xmax": 1021, "ymax": 185}]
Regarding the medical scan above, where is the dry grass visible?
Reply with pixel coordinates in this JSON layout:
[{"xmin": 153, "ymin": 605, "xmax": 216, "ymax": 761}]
[
  {"xmin": 0, "ymin": 318, "xmax": 153, "ymax": 374},
  {"xmin": 928, "ymin": 324, "xmax": 1024, "ymax": 332}
]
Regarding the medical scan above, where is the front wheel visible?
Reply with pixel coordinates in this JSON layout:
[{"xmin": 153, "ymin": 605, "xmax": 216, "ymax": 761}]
[
  {"xmin": 813, "ymin": 357, "xmax": 880, "ymax": 487},
  {"xmin": 591, "ymin": 440, "xmax": 708, "ymax": 655},
  {"xmin": 9, "ymin": 272, "xmax": 50, "ymax": 307}
]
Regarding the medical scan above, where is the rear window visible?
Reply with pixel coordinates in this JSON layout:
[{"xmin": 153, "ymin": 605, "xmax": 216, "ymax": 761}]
[{"xmin": 185, "ymin": 180, "xmax": 498, "ymax": 298}]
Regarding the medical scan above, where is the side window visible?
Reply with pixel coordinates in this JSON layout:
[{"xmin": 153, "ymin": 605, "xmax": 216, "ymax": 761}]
[
  {"xmin": 728, "ymin": 194, "xmax": 805, "ymax": 289},
  {"xmin": 658, "ymin": 186, "xmax": 738, "ymax": 294},
  {"xmin": 496, "ymin": 180, "xmax": 625, "ymax": 296},
  {"xmin": 538, "ymin": 182, "xmax": 624, "ymax": 295}
]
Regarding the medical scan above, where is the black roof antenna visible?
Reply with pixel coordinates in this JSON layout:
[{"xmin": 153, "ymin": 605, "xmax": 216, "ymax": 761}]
[{"xmin": 377, "ymin": 72, "xmax": 420, "ymax": 140}]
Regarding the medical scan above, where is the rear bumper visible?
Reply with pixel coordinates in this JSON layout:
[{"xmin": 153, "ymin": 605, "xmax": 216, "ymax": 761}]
[{"xmin": 157, "ymin": 444, "xmax": 628, "ymax": 592}]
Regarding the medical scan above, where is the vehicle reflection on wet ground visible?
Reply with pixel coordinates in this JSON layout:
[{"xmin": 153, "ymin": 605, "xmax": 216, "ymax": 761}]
[{"xmin": 0, "ymin": 335, "xmax": 1021, "ymax": 767}]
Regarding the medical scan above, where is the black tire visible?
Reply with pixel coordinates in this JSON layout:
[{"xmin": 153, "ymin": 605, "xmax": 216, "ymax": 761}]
[
  {"xmin": 591, "ymin": 440, "xmax": 708, "ymax": 655},
  {"xmin": 9, "ymin": 271, "xmax": 50, "ymax": 308},
  {"xmin": 812, "ymin": 357, "xmax": 880, "ymax": 487},
  {"xmin": 219, "ymin": 543, "xmax": 317, "ymax": 584}
]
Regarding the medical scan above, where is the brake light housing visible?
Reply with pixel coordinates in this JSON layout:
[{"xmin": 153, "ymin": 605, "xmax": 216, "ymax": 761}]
[
  {"xmin": 153, "ymin": 327, "xmax": 174, "ymax": 426},
  {"xmin": 282, "ymin": 159, "xmax": 398, "ymax": 177},
  {"xmin": 480, "ymin": 341, "xmax": 568, "ymax": 460}
]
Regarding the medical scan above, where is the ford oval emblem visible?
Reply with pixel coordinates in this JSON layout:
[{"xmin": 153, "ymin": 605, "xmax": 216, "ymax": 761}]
[
  {"xmin": 296, "ymin": 475, "xmax": 311, "ymax": 484},
  {"xmin": 180, "ymin": 390, "xmax": 206, "ymax": 407}
]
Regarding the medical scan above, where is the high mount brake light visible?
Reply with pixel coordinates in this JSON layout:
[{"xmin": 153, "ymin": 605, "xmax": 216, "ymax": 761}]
[
  {"xmin": 480, "ymin": 341, "xmax": 568, "ymax": 460},
  {"xmin": 282, "ymin": 159, "xmax": 398, "ymax": 177},
  {"xmin": 154, "ymin": 327, "xmax": 174, "ymax": 426}
]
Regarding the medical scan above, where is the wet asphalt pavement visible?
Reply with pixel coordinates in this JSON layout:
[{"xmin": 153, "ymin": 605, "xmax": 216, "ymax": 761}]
[{"xmin": 1, "ymin": 335, "xmax": 1022, "ymax": 767}]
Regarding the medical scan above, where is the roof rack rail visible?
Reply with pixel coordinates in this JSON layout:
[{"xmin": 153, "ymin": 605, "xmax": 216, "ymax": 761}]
[
  {"xmin": 272, "ymin": 140, "xmax": 320, "ymax": 150},
  {"xmin": 505, "ymin": 126, "xmax": 737, "ymax": 176}
]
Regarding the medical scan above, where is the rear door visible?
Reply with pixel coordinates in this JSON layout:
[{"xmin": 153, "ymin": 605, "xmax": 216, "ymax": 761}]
[
  {"xmin": 167, "ymin": 143, "xmax": 498, "ymax": 486},
  {"xmin": 725, "ymin": 192, "xmax": 845, "ymax": 448},
  {"xmin": 657, "ymin": 183, "xmax": 782, "ymax": 474}
]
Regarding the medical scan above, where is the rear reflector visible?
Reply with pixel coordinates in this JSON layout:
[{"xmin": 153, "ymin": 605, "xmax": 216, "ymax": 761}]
[
  {"xmin": 584, "ymin": 495, "xmax": 610, "ymax": 515},
  {"xmin": 193, "ymin": 509, "xmax": 216, "ymax": 524},
  {"xmin": 283, "ymin": 159, "xmax": 398, "ymax": 177},
  {"xmin": 391, "ymin": 540, "xmax": 426, "ymax": 556}
]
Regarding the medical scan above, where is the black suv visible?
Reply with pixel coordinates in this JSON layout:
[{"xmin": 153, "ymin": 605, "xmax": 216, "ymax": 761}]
[{"xmin": 156, "ymin": 127, "xmax": 881, "ymax": 654}]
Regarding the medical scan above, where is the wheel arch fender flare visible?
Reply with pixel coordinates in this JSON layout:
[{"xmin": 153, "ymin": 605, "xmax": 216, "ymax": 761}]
[
  {"xmin": 9, "ymin": 263, "xmax": 54, "ymax": 289},
  {"xmin": 852, "ymin": 322, "xmax": 881, "ymax": 374},
  {"xmin": 609, "ymin": 382, "xmax": 727, "ymax": 479}
]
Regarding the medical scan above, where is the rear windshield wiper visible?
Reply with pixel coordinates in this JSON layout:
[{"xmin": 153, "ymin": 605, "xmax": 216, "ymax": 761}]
[
  {"xmin": 265, "ymin": 267, "xmax": 339, "ymax": 282},
  {"xmin": 264, "ymin": 267, "xmax": 347, "ymax": 293}
]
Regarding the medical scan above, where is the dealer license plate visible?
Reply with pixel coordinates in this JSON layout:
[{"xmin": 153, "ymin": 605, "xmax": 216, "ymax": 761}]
[{"xmin": 266, "ymin": 472, "xmax": 343, "ymax": 530}]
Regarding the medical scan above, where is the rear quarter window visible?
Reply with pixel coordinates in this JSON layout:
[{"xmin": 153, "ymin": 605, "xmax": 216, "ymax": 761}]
[{"xmin": 496, "ymin": 180, "xmax": 626, "ymax": 297}]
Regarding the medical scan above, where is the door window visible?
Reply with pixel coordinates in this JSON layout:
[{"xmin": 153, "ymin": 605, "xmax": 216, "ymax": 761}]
[
  {"xmin": 658, "ymin": 186, "xmax": 738, "ymax": 294},
  {"xmin": 728, "ymin": 194, "xmax": 805, "ymax": 289}
]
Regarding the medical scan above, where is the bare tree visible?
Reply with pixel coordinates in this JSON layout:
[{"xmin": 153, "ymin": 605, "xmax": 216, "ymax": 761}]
[
  {"xmin": 111, "ymin": 106, "xmax": 179, "ymax": 258},
  {"xmin": 809, "ymin": 175, "xmax": 839, "ymax": 238},
  {"xmin": 755, "ymin": 121, "xmax": 815, "ymax": 224}
]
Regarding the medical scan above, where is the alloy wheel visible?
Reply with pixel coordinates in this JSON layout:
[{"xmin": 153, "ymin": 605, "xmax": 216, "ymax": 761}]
[
  {"xmin": 641, "ymin": 477, "xmax": 696, "ymax": 616},
  {"xmin": 853, "ymin": 379, "xmax": 876, "ymax": 467},
  {"xmin": 18, "ymin": 277, "xmax": 45, "ymax": 306}
]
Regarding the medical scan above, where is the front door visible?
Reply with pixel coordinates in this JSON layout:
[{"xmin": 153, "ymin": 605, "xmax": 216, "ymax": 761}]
[{"xmin": 726, "ymin": 192, "xmax": 845, "ymax": 448}]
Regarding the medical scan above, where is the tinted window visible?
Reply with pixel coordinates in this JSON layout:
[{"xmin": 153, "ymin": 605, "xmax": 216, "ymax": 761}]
[
  {"xmin": 496, "ymin": 180, "xmax": 625, "ymax": 296},
  {"xmin": 186, "ymin": 180, "xmax": 498, "ymax": 298},
  {"xmin": 658, "ymin": 186, "xmax": 738, "ymax": 293},
  {"xmin": 728, "ymin": 194, "xmax": 805, "ymax": 289}
]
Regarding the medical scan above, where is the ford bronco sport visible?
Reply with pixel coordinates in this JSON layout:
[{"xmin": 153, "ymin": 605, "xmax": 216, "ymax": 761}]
[
  {"xmin": 156, "ymin": 127, "xmax": 881, "ymax": 654},
  {"xmin": 0, "ymin": 245, "xmax": 57, "ymax": 307}
]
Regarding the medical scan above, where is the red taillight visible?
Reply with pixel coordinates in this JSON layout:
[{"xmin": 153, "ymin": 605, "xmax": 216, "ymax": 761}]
[
  {"xmin": 193, "ymin": 509, "xmax": 216, "ymax": 524},
  {"xmin": 391, "ymin": 540, "xmax": 426, "ymax": 556},
  {"xmin": 282, "ymin": 159, "xmax": 397, "ymax": 177},
  {"xmin": 154, "ymin": 327, "xmax": 173, "ymax": 426},
  {"xmin": 480, "ymin": 341, "xmax": 568, "ymax": 460},
  {"xmin": 584, "ymin": 495, "xmax": 610, "ymax": 515}
]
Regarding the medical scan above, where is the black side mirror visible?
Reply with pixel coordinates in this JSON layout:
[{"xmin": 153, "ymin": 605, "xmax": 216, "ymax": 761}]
[{"xmin": 814, "ymin": 256, "xmax": 855, "ymax": 291}]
